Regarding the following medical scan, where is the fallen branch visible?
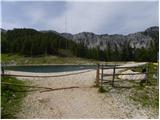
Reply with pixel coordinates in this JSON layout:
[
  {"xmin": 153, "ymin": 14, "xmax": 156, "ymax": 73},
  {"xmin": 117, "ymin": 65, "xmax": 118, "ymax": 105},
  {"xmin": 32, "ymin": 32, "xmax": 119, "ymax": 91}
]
[
  {"xmin": 1, "ymin": 82, "xmax": 54, "ymax": 90},
  {"xmin": 40, "ymin": 86, "xmax": 79, "ymax": 93},
  {"xmin": 1, "ymin": 82, "xmax": 80, "ymax": 93},
  {"xmin": 40, "ymin": 86, "xmax": 94, "ymax": 93}
]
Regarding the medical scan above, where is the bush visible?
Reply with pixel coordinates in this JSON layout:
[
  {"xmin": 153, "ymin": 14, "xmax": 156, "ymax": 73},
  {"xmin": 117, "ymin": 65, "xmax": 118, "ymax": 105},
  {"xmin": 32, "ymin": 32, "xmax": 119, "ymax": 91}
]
[
  {"xmin": 98, "ymin": 86, "xmax": 107, "ymax": 93},
  {"xmin": 1, "ymin": 76, "xmax": 27, "ymax": 118}
]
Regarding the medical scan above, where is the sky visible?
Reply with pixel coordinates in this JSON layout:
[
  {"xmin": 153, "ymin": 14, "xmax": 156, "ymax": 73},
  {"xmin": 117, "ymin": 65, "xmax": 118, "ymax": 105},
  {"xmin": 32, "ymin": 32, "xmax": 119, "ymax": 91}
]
[{"xmin": 1, "ymin": 0, "xmax": 159, "ymax": 35}]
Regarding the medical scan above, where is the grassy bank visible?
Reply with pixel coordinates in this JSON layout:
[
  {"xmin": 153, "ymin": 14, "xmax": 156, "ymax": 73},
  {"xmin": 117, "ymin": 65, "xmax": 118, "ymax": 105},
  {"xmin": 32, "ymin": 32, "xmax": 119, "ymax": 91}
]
[
  {"xmin": 1, "ymin": 54, "xmax": 131, "ymax": 66},
  {"xmin": 1, "ymin": 54, "xmax": 100, "ymax": 65},
  {"xmin": 129, "ymin": 62, "xmax": 159, "ymax": 108},
  {"xmin": 1, "ymin": 76, "xmax": 27, "ymax": 118}
]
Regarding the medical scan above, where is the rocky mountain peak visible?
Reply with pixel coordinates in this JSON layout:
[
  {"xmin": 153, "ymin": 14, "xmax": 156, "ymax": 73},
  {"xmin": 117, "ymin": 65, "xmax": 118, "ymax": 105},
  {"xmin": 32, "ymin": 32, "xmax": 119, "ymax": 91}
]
[{"xmin": 60, "ymin": 26, "xmax": 159, "ymax": 50}]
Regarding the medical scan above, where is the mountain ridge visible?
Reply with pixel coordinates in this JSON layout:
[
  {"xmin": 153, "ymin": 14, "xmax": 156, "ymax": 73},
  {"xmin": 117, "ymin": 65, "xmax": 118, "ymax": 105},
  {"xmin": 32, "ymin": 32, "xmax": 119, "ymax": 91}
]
[
  {"xmin": 1, "ymin": 26, "xmax": 158, "ymax": 51},
  {"xmin": 60, "ymin": 26, "xmax": 158, "ymax": 50},
  {"xmin": 1, "ymin": 26, "xmax": 158, "ymax": 61}
]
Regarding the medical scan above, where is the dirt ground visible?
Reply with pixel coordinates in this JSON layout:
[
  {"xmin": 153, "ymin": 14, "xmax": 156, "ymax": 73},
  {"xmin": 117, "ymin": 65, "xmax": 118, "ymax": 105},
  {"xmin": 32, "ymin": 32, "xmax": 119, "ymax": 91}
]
[{"xmin": 6, "ymin": 62, "xmax": 158, "ymax": 119}]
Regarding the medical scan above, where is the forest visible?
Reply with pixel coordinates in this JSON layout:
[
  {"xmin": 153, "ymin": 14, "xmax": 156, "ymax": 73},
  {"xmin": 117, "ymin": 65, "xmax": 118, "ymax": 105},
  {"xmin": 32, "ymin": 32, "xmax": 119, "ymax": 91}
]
[{"xmin": 1, "ymin": 28, "xmax": 158, "ymax": 62}]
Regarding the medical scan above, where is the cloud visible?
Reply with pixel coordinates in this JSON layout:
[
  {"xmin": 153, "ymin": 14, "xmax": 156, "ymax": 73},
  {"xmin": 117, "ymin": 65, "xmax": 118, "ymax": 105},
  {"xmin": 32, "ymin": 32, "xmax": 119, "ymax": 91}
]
[
  {"xmin": 1, "ymin": 1, "xmax": 159, "ymax": 34},
  {"xmin": 50, "ymin": 2, "xmax": 112, "ymax": 33},
  {"xmin": 51, "ymin": 1, "xmax": 158, "ymax": 34}
]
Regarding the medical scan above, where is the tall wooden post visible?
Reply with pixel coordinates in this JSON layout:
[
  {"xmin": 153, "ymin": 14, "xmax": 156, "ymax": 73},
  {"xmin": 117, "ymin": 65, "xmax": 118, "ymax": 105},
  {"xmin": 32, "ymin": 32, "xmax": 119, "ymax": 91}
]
[
  {"xmin": 146, "ymin": 63, "xmax": 150, "ymax": 84},
  {"xmin": 96, "ymin": 64, "xmax": 100, "ymax": 86},
  {"xmin": 112, "ymin": 66, "xmax": 116, "ymax": 87},
  {"xmin": 101, "ymin": 65, "xmax": 104, "ymax": 87}
]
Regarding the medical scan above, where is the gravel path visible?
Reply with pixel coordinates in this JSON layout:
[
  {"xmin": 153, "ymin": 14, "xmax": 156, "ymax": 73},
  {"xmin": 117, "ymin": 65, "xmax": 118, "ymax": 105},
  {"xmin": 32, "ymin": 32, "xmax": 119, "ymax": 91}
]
[
  {"xmin": 16, "ymin": 70, "xmax": 127, "ymax": 119},
  {"xmin": 6, "ymin": 62, "xmax": 158, "ymax": 119}
]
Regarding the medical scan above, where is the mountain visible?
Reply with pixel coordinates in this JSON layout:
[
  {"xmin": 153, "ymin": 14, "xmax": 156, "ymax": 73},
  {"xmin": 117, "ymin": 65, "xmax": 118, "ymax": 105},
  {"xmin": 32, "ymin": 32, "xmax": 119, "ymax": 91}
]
[
  {"xmin": 61, "ymin": 26, "xmax": 159, "ymax": 50},
  {"xmin": 1, "ymin": 26, "xmax": 158, "ymax": 61}
]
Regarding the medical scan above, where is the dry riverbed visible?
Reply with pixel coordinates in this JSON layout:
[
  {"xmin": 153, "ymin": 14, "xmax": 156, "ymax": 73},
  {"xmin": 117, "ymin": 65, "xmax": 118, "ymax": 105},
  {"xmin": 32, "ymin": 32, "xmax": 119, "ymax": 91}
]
[{"xmin": 6, "ymin": 62, "xmax": 158, "ymax": 119}]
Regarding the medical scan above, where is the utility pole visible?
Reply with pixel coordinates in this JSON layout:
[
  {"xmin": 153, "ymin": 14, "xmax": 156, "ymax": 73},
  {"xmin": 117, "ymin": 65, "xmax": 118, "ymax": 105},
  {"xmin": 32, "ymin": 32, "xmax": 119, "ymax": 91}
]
[
  {"xmin": 65, "ymin": 14, "xmax": 67, "ymax": 49},
  {"xmin": 65, "ymin": 15, "xmax": 67, "ymax": 33}
]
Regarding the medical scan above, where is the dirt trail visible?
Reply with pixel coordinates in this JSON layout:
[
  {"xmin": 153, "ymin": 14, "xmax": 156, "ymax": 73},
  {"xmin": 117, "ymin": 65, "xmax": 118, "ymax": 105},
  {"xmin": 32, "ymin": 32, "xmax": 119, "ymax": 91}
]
[{"xmin": 12, "ymin": 62, "xmax": 157, "ymax": 119}]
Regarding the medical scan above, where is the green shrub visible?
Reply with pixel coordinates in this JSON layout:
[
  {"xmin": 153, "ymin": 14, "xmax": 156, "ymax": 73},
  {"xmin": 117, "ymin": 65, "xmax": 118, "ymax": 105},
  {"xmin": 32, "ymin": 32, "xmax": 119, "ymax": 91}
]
[
  {"xmin": 1, "ymin": 76, "xmax": 27, "ymax": 118},
  {"xmin": 98, "ymin": 86, "xmax": 107, "ymax": 93}
]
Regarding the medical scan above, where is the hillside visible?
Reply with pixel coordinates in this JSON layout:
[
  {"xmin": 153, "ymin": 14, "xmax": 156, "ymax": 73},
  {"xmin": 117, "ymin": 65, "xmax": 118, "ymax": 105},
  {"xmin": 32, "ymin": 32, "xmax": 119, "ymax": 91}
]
[
  {"xmin": 1, "ymin": 26, "xmax": 159, "ymax": 62},
  {"xmin": 1, "ymin": 54, "xmax": 100, "ymax": 65}
]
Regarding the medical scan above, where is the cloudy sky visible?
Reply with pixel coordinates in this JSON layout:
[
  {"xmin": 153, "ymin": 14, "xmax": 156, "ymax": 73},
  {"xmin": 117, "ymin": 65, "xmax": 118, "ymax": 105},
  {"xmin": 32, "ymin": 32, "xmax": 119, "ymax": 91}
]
[{"xmin": 1, "ymin": 0, "xmax": 159, "ymax": 35}]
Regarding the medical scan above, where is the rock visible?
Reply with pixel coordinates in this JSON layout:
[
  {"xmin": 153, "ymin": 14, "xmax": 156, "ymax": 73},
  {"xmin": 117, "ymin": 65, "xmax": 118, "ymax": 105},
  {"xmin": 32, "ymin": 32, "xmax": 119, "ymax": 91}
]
[
  {"xmin": 38, "ymin": 98, "xmax": 50, "ymax": 103},
  {"xmin": 118, "ymin": 70, "xmax": 145, "ymax": 80},
  {"xmin": 153, "ymin": 74, "xmax": 157, "ymax": 79},
  {"xmin": 61, "ymin": 26, "xmax": 158, "ymax": 51}
]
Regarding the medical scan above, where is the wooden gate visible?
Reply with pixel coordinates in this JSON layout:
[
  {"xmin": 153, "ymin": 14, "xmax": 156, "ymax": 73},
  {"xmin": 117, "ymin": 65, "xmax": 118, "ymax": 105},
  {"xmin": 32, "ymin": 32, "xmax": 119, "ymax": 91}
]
[{"xmin": 96, "ymin": 63, "xmax": 157, "ymax": 87}]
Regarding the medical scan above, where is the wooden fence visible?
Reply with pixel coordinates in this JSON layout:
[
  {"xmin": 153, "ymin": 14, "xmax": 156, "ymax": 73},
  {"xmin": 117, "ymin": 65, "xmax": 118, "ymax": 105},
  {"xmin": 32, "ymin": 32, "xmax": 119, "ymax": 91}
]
[
  {"xmin": 96, "ymin": 63, "xmax": 157, "ymax": 87},
  {"xmin": 1, "ymin": 69, "xmax": 93, "ymax": 78}
]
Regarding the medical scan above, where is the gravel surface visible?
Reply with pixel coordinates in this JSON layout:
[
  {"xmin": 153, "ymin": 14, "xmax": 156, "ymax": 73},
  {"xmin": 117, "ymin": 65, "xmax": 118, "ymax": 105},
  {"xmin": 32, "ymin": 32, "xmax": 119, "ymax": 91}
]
[
  {"xmin": 108, "ymin": 87, "xmax": 158, "ymax": 119},
  {"xmin": 6, "ymin": 62, "xmax": 158, "ymax": 119}
]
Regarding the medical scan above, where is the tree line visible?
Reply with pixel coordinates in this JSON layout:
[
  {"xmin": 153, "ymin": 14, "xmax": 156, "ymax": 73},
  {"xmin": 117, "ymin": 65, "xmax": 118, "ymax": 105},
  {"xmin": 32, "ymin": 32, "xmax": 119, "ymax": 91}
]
[{"xmin": 1, "ymin": 28, "xmax": 158, "ymax": 62}]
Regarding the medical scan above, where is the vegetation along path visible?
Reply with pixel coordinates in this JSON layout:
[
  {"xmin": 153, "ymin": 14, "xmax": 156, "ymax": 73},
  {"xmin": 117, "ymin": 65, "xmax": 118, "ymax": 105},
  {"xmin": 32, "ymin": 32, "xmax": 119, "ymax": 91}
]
[{"xmin": 6, "ymin": 62, "xmax": 158, "ymax": 119}]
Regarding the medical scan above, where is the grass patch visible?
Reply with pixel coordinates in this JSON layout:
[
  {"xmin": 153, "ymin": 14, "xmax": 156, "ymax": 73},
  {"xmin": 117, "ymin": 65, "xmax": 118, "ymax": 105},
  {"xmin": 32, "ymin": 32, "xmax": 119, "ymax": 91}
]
[
  {"xmin": 98, "ymin": 86, "xmax": 111, "ymax": 93},
  {"xmin": 1, "ymin": 54, "xmax": 129, "ymax": 65},
  {"xmin": 129, "ymin": 62, "xmax": 159, "ymax": 108},
  {"xmin": 98, "ymin": 86, "xmax": 106, "ymax": 93},
  {"xmin": 1, "ymin": 76, "xmax": 27, "ymax": 118},
  {"xmin": 129, "ymin": 86, "xmax": 159, "ymax": 108},
  {"xmin": 131, "ymin": 62, "xmax": 158, "ymax": 85},
  {"xmin": 1, "ymin": 53, "xmax": 100, "ymax": 65}
]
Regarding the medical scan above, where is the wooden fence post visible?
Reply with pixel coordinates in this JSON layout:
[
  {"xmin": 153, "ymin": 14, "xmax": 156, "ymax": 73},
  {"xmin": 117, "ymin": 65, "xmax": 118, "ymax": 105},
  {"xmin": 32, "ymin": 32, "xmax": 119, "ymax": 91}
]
[
  {"xmin": 101, "ymin": 65, "xmax": 104, "ymax": 87},
  {"xmin": 112, "ymin": 65, "xmax": 116, "ymax": 87},
  {"xmin": 96, "ymin": 64, "xmax": 100, "ymax": 86},
  {"xmin": 2, "ymin": 66, "xmax": 4, "ymax": 74},
  {"xmin": 146, "ymin": 63, "xmax": 150, "ymax": 84}
]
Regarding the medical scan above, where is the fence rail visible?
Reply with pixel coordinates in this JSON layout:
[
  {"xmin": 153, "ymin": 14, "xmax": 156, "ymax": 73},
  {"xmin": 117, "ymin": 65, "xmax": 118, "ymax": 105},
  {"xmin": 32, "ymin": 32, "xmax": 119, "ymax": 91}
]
[
  {"xmin": 1, "ymin": 69, "xmax": 94, "ymax": 78},
  {"xmin": 96, "ymin": 63, "xmax": 158, "ymax": 87},
  {"xmin": 101, "ymin": 72, "xmax": 156, "ymax": 76},
  {"xmin": 99, "ymin": 65, "xmax": 146, "ymax": 69}
]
